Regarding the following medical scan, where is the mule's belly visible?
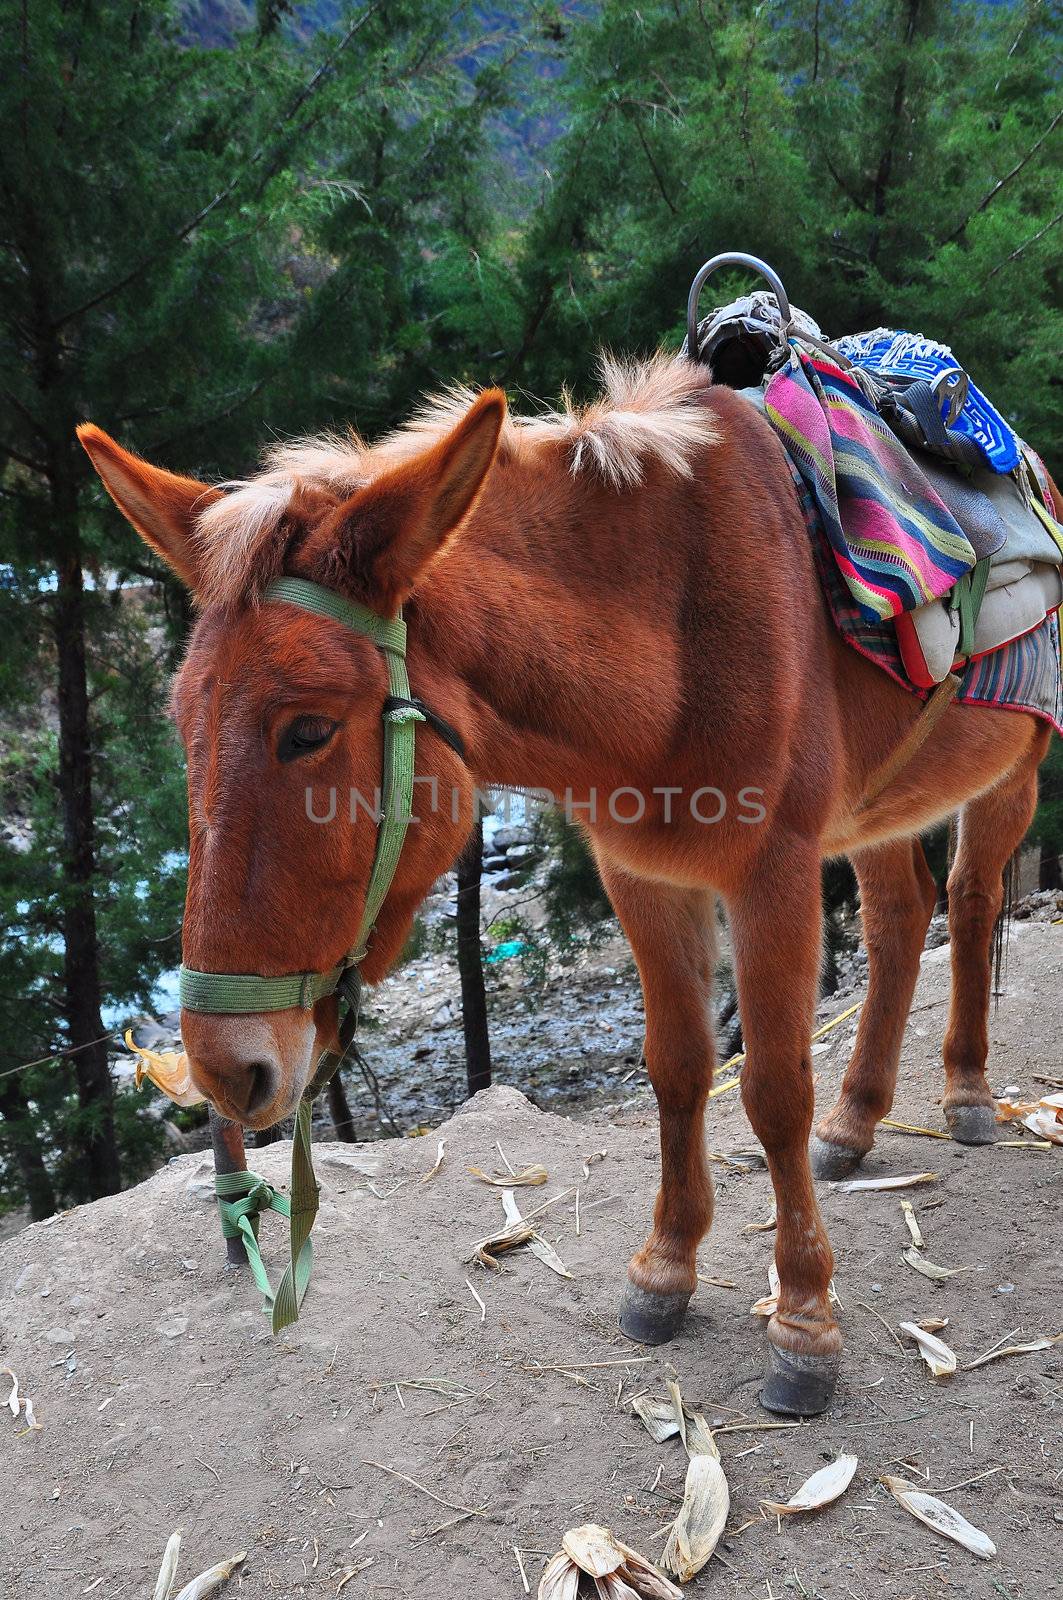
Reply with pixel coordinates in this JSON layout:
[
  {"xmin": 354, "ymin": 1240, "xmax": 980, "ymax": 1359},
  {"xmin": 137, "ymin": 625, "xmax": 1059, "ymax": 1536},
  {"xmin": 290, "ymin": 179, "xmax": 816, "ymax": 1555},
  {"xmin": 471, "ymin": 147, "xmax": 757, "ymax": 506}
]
[{"xmin": 824, "ymin": 701, "xmax": 1042, "ymax": 856}]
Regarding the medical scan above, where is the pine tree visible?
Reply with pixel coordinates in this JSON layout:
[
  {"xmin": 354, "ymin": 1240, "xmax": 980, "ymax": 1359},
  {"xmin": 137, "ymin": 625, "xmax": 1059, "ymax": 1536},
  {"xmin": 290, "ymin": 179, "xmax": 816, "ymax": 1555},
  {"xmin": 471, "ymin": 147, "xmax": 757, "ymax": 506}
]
[{"xmin": 0, "ymin": 0, "xmax": 527, "ymax": 1208}]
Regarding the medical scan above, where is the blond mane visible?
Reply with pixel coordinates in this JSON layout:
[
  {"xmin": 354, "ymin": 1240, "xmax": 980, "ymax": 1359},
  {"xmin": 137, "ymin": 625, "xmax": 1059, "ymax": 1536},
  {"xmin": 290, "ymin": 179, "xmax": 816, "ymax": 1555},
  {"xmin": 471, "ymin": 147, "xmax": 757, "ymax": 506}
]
[{"xmin": 194, "ymin": 353, "xmax": 716, "ymax": 604}]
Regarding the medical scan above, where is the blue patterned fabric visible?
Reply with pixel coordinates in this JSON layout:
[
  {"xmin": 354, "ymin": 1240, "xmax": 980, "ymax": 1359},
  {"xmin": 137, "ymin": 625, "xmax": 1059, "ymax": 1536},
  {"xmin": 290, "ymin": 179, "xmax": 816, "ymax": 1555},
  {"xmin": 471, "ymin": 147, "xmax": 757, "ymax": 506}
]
[{"xmin": 835, "ymin": 329, "xmax": 1021, "ymax": 473}]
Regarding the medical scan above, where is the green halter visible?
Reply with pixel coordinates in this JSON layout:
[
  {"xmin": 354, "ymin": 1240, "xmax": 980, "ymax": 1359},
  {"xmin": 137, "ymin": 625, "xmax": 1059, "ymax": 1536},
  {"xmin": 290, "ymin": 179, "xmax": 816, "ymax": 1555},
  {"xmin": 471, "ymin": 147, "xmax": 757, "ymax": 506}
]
[{"xmin": 178, "ymin": 575, "xmax": 434, "ymax": 1333}]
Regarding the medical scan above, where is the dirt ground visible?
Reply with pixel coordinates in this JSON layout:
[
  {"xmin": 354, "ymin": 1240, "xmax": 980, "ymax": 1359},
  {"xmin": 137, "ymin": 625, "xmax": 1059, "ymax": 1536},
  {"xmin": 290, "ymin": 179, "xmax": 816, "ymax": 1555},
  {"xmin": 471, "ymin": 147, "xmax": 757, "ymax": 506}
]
[{"xmin": 2, "ymin": 915, "xmax": 1061, "ymax": 1600}]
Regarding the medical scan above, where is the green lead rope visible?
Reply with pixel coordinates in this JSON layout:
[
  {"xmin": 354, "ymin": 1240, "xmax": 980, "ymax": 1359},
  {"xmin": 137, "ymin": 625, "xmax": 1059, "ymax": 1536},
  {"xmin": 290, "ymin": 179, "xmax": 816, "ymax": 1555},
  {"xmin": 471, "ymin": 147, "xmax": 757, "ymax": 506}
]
[{"xmin": 201, "ymin": 575, "xmax": 426, "ymax": 1335}]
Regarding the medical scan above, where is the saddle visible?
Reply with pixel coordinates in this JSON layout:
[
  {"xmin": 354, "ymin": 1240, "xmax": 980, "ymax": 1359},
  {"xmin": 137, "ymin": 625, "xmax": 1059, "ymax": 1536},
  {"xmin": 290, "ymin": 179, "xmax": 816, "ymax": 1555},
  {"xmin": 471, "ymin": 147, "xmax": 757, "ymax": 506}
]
[{"xmin": 690, "ymin": 281, "xmax": 1063, "ymax": 688}]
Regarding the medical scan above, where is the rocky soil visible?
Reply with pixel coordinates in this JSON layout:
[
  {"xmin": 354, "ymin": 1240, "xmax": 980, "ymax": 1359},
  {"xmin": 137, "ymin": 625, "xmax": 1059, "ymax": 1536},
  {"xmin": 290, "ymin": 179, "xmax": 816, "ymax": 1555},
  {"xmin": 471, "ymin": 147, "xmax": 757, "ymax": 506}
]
[{"xmin": 2, "ymin": 903, "xmax": 1061, "ymax": 1599}]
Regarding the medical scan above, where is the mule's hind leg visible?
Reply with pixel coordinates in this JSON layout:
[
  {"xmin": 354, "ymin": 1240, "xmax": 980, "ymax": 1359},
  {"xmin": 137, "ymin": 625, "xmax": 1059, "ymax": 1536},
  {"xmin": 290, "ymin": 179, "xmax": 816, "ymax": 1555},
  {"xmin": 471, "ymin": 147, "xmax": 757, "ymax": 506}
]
[
  {"xmin": 810, "ymin": 839, "xmax": 937, "ymax": 1179},
  {"xmin": 729, "ymin": 839, "xmax": 841, "ymax": 1415},
  {"xmin": 943, "ymin": 733, "xmax": 1047, "ymax": 1143},
  {"xmin": 597, "ymin": 861, "xmax": 717, "ymax": 1345}
]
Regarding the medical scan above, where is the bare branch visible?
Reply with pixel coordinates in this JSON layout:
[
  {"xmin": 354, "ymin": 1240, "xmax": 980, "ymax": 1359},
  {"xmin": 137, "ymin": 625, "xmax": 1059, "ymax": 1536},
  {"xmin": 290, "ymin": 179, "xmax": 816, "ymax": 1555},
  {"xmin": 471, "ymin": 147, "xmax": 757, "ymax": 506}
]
[
  {"xmin": 939, "ymin": 105, "xmax": 1063, "ymax": 248},
  {"xmin": 983, "ymin": 207, "xmax": 1063, "ymax": 282}
]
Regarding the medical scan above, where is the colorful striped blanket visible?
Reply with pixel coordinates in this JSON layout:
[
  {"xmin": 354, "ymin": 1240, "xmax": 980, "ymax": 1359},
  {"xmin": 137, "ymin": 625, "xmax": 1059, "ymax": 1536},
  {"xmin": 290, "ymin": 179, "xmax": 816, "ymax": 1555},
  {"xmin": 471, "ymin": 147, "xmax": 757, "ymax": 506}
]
[{"xmin": 764, "ymin": 350, "xmax": 979, "ymax": 626}]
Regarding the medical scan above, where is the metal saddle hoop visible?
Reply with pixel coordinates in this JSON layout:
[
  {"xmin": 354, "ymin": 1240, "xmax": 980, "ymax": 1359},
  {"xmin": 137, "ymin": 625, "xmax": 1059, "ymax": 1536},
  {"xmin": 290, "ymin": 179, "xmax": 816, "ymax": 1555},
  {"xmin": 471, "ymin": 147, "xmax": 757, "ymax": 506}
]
[
  {"xmin": 683, "ymin": 253, "xmax": 844, "ymax": 386},
  {"xmin": 686, "ymin": 252, "xmax": 792, "ymax": 354}
]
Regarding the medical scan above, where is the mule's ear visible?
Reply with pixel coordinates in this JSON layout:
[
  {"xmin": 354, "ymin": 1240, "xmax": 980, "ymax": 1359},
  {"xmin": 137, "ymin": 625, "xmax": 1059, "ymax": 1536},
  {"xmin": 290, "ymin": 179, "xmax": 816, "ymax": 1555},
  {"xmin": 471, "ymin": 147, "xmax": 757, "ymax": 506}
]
[
  {"xmin": 330, "ymin": 389, "xmax": 506, "ymax": 609},
  {"xmin": 77, "ymin": 424, "xmax": 220, "ymax": 590}
]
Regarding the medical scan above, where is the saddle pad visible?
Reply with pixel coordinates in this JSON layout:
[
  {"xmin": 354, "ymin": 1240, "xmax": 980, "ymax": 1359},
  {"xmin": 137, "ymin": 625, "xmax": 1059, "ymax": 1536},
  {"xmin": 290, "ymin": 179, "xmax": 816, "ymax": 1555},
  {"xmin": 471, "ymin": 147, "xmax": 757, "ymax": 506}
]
[
  {"xmin": 763, "ymin": 350, "xmax": 979, "ymax": 627},
  {"xmin": 835, "ymin": 328, "xmax": 1021, "ymax": 473}
]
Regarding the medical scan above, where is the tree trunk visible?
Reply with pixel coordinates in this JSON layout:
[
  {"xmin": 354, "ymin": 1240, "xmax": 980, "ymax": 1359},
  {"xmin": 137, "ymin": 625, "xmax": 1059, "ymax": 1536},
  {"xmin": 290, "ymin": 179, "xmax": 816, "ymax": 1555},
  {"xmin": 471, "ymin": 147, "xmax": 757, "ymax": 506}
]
[
  {"xmin": 456, "ymin": 818, "xmax": 492, "ymax": 1097},
  {"xmin": 1040, "ymin": 839, "xmax": 1062, "ymax": 891},
  {"xmin": 53, "ymin": 534, "xmax": 121, "ymax": 1198},
  {"xmin": 0, "ymin": 1073, "xmax": 57, "ymax": 1220}
]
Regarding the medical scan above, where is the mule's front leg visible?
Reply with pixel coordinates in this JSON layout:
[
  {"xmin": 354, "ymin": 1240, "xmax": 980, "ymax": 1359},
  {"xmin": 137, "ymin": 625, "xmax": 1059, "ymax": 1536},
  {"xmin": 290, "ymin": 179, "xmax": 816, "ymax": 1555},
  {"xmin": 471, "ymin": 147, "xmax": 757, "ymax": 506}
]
[
  {"xmin": 730, "ymin": 844, "xmax": 841, "ymax": 1415},
  {"xmin": 598, "ymin": 863, "xmax": 717, "ymax": 1345}
]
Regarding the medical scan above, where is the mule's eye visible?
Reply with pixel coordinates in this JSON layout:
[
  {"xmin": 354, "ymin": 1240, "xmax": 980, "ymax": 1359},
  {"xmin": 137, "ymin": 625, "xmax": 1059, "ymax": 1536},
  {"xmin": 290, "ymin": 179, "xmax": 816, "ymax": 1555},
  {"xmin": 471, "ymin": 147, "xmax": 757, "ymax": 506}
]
[{"xmin": 278, "ymin": 715, "xmax": 338, "ymax": 763}]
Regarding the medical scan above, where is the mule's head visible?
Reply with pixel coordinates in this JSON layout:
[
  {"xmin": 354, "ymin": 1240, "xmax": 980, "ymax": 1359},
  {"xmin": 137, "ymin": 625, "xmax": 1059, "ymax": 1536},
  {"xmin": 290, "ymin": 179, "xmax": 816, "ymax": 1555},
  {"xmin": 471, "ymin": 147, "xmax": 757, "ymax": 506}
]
[{"xmin": 79, "ymin": 394, "xmax": 505, "ymax": 1127}]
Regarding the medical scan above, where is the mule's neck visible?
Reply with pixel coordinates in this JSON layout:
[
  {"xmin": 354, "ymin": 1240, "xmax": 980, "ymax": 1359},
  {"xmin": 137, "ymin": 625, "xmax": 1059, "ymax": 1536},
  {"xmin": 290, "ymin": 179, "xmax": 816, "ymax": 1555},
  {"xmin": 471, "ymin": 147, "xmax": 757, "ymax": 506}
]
[{"xmin": 403, "ymin": 443, "xmax": 709, "ymax": 797}]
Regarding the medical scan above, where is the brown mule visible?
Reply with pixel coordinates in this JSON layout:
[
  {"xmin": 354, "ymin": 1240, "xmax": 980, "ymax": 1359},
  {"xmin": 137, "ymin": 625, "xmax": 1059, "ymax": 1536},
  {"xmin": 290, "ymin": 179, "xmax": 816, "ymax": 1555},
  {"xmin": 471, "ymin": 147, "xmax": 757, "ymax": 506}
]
[{"xmin": 78, "ymin": 354, "xmax": 1056, "ymax": 1415}]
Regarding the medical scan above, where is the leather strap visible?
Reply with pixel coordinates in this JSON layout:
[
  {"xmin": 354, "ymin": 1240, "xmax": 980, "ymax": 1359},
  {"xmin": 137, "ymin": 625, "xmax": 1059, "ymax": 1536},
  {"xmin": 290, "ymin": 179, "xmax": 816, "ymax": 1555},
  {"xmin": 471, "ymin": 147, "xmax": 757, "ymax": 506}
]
[{"xmin": 854, "ymin": 672, "xmax": 961, "ymax": 815}]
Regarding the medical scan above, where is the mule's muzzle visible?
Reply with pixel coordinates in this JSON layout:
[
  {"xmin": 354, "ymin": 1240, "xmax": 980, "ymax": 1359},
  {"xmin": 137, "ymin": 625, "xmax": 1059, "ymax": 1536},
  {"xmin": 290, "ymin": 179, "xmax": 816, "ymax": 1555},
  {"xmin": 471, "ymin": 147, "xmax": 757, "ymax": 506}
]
[{"xmin": 182, "ymin": 1011, "xmax": 314, "ymax": 1129}]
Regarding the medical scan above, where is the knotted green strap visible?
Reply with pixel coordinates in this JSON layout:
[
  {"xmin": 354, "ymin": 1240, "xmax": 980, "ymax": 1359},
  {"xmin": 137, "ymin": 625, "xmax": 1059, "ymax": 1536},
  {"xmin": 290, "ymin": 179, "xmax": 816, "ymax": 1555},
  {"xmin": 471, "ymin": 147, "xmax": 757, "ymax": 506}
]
[
  {"xmin": 215, "ymin": 1169, "xmax": 308, "ymax": 1313},
  {"xmin": 214, "ymin": 1048, "xmax": 349, "ymax": 1334},
  {"xmin": 268, "ymin": 1045, "xmax": 349, "ymax": 1333}
]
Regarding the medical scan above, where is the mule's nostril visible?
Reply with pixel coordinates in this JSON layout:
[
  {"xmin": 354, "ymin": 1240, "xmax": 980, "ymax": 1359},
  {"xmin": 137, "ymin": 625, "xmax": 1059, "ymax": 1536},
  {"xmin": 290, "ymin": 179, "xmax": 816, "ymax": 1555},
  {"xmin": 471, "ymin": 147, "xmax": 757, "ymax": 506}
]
[{"xmin": 244, "ymin": 1059, "xmax": 278, "ymax": 1118}]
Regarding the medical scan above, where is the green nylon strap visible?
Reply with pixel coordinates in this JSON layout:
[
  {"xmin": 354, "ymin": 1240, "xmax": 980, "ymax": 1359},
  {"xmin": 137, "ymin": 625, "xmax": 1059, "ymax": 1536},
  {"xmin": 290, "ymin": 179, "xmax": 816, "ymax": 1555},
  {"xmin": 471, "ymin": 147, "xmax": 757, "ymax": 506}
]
[
  {"xmin": 951, "ymin": 554, "xmax": 992, "ymax": 661},
  {"xmin": 266, "ymin": 575, "xmax": 409, "ymax": 655},
  {"xmin": 267, "ymin": 1045, "xmax": 348, "ymax": 1332},
  {"xmin": 181, "ymin": 964, "xmax": 345, "ymax": 1015},
  {"xmin": 266, "ymin": 1095, "xmax": 317, "ymax": 1331}
]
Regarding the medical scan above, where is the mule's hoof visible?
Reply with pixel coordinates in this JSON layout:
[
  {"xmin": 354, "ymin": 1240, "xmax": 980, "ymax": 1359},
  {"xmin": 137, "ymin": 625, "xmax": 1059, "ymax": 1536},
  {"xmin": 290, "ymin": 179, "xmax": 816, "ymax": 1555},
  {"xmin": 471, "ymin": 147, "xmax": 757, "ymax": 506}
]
[
  {"xmin": 809, "ymin": 1135, "xmax": 866, "ymax": 1181},
  {"xmin": 760, "ymin": 1345, "xmax": 839, "ymax": 1417},
  {"xmin": 618, "ymin": 1282, "xmax": 692, "ymax": 1346},
  {"xmin": 945, "ymin": 1104, "xmax": 998, "ymax": 1145}
]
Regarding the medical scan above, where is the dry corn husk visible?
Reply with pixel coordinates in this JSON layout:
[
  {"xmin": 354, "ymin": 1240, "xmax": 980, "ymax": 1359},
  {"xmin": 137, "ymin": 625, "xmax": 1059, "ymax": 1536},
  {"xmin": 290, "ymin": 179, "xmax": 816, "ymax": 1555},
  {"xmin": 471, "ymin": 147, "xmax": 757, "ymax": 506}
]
[
  {"xmin": 750, "ymin": 1260, "xmax": 781, "ymax": 1316},
  {"xmin": 1022, "ymin": 1107, "xmax": 1063, "ymax": 1145},
  {"xmin": 468, "ymin": 1186, "xmax": 573, "ymax": 1271},
  {"xmin": 630, "ymin": 1395, "xmax": 683, "ymax": 1445},
  {"xmin": 124, "ymin": 1031, "xmax": 205, "ymax": 1108},
  {"xmin": 469, "ymin": 1163, "xmax": 548, "ymax": 1187},
  {"xmin": 995, "ymin": 1091, "xmax": 1063, "ymax": 1144},
  {"xmin": 665, "ymin": 1377, "xmax": 718, "ymax": 1460},
  {"xmin": 632, "ymin": 1381, "xmax": 718, "ymax": 1460},
  {"xmin": 661, "ymin": 1455, "xmax": 730, "ymax": 1581},
  {"xmin": 899, "ymin": 1321, "xmax": 957, "ymax": 1378},
  {"xmin": 421, "ymin": 1140, "xmax": 445, "ymax": 1183},
  {"xmin": 964, "ymin": 1332, "xmax": 1063, "ymax": 1370},
  {"xmin": 881, "ymin": 1476, "xmax": 995, "ymax": 1560},
  {"xmin": 830, "ymin": 1171, "xmax": 938, "ymax": 1193},
  {"xmin": 750, "ymin": 1260, "xmax": 839, "ymax": 1318},
  {"xmin": 153, "ymin": 1533, "xmax": 183, "ymax": 1600},
  {"xmin": 900, "ymin": 1200, "xmax": 923, "ymax": 1247},
  {"xmin": 903, "ymin": 1246, "xmax": 968, "ymax": 1282},
  {"xmin": 1, "ymin": 1366, "xmax": 41, "ymax": 1433},
  {"xmin": 538, "ymin": 1525, "xmax": 681, "ymax": 1600},
  {"xmin": 500, "ymin": 1190, "xmax": 571, "ymax": 1278},
  {"xmin": 152, "ymin": 1532, "xmax": 246, "ymax": 1600},
  {"xmin": 471, "ymin": 1218, "xmax": 536, "ymax": 1269},
  {"xmin": 172, "ymin": 1554, "xmax": 247, "ymax": 1600},
  {"xmin": 537, "ymin": 1556, "xmax": 579, "ymax": 1600},
  {"xmin": 760, "ymin": 1453, "xmax": 858, "ymax": 1516}
]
